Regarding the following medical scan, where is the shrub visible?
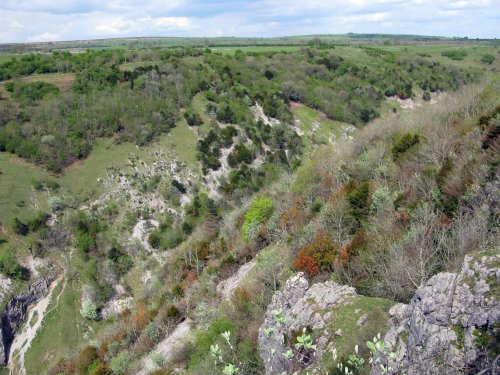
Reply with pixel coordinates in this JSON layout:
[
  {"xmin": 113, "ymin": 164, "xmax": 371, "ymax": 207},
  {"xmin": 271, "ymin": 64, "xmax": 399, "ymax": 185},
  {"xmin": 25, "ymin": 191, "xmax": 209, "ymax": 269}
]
[
  {"xmin": 422, "ymin": 91, "xmax": 431, "ymax": 101},
  {"xmin": 183, "ymin": 108, "xmax": 203, "ymax": 126},
  {"xmin": 144, "ymin": 322, "xmax": 162, "ymax": 343},
  {"xmin": 148, "ymin": 231, "xmax": 161, "ymax": 249},
  {"xmin": 241, "ymin": 196, "xmax": 274, "ymax": 241},
  {"xmin": 480, "ymin": 54, "xmax": 495, "ymax": 65},
  {"xmin": 48, "ymin": 196, "xmax": 64, "ymax": 211},
  {"xmin": 296, "ymin": 232, "xmax": 338, "ymax": 272},
  {"xmin": 81, "ymin": 301, "xmax": 98, "ymax": 320},
  {"xmin": 76, "ymin": 346, "xmax": 98, "ymax": 375},
  {"xmin": 166, "ymin": 304, "xmax": 180, "ymax": 319},
  {"xmin": 293, "ymin": 254, "xmax": 320, "ymax": 277},
  {"xmin": 110, "ymin": 351, "xmax": 131, "ymax": 375},
  {"xmin": 347, "ymin": 181, "xmax": 371, "ymax": 223},
  {"xmin": 0, "ymin": 249, "xmax": 29, "ymax": 280},
  {"xmin": 441, "ymin": 50, "xmax": 467, "ymax": 61},
  {"xmin": 392, "ymin": 132, "xmax": 420, "ymax": 160},
  {"xmin": 13, "ymin": 217, "xmax": 29, "ymax": 235}
]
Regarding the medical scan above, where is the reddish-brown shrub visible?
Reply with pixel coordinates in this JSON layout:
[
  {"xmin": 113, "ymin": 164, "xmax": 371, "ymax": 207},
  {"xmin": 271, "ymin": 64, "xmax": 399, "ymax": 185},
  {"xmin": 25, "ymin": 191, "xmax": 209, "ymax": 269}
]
[
  {"xmin": 293, "ymin": 254, "xmax": 320, "ymax": 277},
  {"xmin": 297, "ymin": 232, "xmax": 338, "ymax": 271}
]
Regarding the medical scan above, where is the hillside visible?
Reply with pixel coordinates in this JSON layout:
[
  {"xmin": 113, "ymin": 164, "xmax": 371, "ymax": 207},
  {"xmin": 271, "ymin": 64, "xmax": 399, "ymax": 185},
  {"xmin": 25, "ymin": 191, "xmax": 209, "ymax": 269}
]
[{"xmin": 0, "ymin": 37, "xmax": 498, "ymax": 375}]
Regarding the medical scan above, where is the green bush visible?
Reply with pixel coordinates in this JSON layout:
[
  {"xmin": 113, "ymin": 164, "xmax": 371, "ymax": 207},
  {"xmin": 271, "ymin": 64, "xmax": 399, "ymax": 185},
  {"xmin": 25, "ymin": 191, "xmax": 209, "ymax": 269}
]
[
  {"xmin": 441, "ymin": 50, "xmax": 467, "ymax": 61},
  {"xmin": 392, "ymin": 132, "xmax": 420, "ymax": 160},
  {"xmin": 0, "ymin": 249, "xmax": 29, "ymax": 280},
  {"xmin": 241, "ymin": 196, "xmax": 274, "ymax": 241},
  {"xmin": 188, "ymin": 318, "xmax": 236, "ymax": 369},
  {"xmin": 110, "ymin": 351, "xmax": 131, "ymax": 375},
  {"xmin": 81, "ymin": 301, "xmax": 98, "ymax": 320},
  {"xmin": 480, "ymin": 54, "xmax": 495, "ymax": 65},
  {"xmin": 148, "ymin": 230, "xmax": 161, "ymax": 249}
]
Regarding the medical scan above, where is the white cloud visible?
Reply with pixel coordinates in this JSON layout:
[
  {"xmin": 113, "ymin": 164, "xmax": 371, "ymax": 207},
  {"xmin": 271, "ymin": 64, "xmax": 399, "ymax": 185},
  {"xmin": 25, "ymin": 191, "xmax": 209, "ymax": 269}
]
[
  {"xmin": 27, "ymin": 32, "xmax": 60, "ymax": 42},
  {"xmin": 0, "ymin": 0, "xmax": 498, "ymax": 43}
]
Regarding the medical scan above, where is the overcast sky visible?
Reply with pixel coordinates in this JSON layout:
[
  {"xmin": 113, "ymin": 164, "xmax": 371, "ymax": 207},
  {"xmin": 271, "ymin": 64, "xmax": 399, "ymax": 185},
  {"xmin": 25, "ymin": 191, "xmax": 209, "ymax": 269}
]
[{"xmin": 0, "ymin": 0, "xmax": 499, "ymax": 43}]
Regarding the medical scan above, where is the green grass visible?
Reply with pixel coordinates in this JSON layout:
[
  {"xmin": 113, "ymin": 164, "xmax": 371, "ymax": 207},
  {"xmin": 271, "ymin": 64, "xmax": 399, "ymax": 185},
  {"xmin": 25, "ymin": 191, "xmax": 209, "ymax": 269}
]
[
  {"xmin": 24, "ymin": 278, "xmax": 103, "ymax": 375},
  {"xmin": 0, "ymin": 153, "xmax": 50, "ymax": 225},
  {"xmin": 292, "ymin": 104, "xmax": 347, "ymax": 153},
  {"xmin": 320, "ymin": 296, "xmax": 394, "ymax": 372}
]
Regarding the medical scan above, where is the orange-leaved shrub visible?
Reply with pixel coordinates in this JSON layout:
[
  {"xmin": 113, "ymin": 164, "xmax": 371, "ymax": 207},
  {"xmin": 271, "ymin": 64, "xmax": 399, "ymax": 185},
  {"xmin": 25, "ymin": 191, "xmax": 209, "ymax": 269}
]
[
  {"xmin": 293, "ymin": 232, "xmax": 338, "ymax": 275},
  {"xmin": 293, "ymin": 254, "xmax": 320, "ymax": 277}
]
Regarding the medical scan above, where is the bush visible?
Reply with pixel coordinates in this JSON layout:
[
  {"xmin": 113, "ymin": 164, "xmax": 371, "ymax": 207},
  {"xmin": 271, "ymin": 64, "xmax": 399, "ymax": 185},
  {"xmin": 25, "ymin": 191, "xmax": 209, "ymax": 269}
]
[
  {"xmin": 110, "ymin": 351, "xmax": 131, "ymax": 375},
  {"xmin": 241, "ymin": 196, "xmax": 274, "ymax": 241},
  {"xmin": 441, "ymin": 50, "xmax": 467, "ymax": 61},
  {"xmin": 48, "ymin": 196, "xmax": 64, "ymax": 211},
  {"xmin": 81, "ymin": 301, "xmax": 98, "ymax": 320},
  {"xmin": 392, "ymin": 132, "xmax": 420, "ymax": 160},
  {"xmin": 480, "ymin": 54, "xmax": 495, "ymax": 65},
  {"xmin": 0, "ymin": 249, "xmax": 29, "ymax": 280},
  {"xmin": 293, "ymin": 254, "xmax": 320, "ymax": 277},
  {"xmin": 76, "ymin": 346, "xmax": 98, "ymax": 375},
  {"xmin": 144, "ymin": 322, "xmax": 162, "ymax": 343},
  {"xmin": 296, "ymin": 232, "xmax": 338, "ymax": 272},
  {"xmin": 148, "ymin": 231, "xmax": 161, "ymax": 249},
  {"xmin": 183, "ymin": 108, "xmax": 203, "ymax": 126},
  {"xmin": 13, "ymin": 217, "xmax": 29, "ymax": 235}
]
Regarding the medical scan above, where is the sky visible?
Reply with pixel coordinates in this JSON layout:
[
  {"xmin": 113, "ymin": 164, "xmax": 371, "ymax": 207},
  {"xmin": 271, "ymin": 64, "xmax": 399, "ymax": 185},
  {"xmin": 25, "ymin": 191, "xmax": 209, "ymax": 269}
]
[{"xmin": 0, "ymin": 0, "xmax": 499, "ymax": 43}]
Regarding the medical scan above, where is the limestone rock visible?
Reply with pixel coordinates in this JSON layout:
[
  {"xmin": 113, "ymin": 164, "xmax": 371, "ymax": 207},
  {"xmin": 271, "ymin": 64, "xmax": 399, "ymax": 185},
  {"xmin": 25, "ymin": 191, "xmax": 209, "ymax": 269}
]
[
  {"xmin": 372, "ymin": 253, "xmax": 500, "ymax": 374},
  {"xmin": 0, "ymin": 276, "xmax": 54, "ymax": 364},
  {"xmin": 258, "ymin": 272, "xmax": 356, "ymax": 374}
]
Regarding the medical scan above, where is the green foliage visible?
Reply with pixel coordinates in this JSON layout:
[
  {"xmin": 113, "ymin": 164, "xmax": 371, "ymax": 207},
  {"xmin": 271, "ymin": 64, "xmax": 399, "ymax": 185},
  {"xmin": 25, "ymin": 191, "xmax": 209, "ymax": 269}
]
[
  {"xmin": 241, "ymin": 196, "xmax": 274, "ymax": 241},
  {"xmin": 80, "ymin": 301, "xmax": 98, "ymax": 320},
  {"xmin": 110, "ymin": 351, "xmax": 132, "ymax": 375},
  {"xmin": 188, "ymin": 318, "xmax": 236, "ymax": 369},
  {"xmin": 0, "ymin": 249, "xmax": 29, "ymax": 280},
  {"xmin": 184, "ymin": 108, "xmax": 203, "ymax": 126},
  {"xmin": 144, "ymin": 322, "xmax": 162, "ymax": 342},
  {"xmin": 480, "ymin": 54, "xmax": 495, "ymax": 65},
  {"xmin": 347, "ymin": 181, "xmax": 371, "ymax": 223},
  {"xmin": 12, "ymin": 81, "xmax": 59, "ymax": 106},
  {"xmin": 441, "ymin": 50, "xmax": 468, "ymax": 60},
  {"xmin": 391, "ymin": 132, "xmax": 420, "ymax": 160}
]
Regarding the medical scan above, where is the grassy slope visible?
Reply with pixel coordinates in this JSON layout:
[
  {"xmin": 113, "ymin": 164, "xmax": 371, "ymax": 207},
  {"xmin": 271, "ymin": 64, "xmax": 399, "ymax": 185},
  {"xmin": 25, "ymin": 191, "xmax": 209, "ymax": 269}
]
[
  {"xmin": 24, "ymin": 278, "xmax": 104, "ymax": 375},
  {"xmin": 292, "ymin": 104, "xmax": 347, "ymax": 153},
  {"xmin": 320, "ymin": 296, "xmax": 394, "ymax": 372}
]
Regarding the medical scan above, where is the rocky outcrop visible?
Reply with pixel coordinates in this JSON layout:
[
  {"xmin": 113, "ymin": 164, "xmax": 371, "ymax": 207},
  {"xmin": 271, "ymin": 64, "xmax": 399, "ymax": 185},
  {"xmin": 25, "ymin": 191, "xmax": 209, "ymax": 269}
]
[
  {"xmin": 373, "ymin": 253, "xmax": 500, "ymax": 374},
  {"xmin": 258, "ymin": 272, "xmax": 357, "ymax": 374},
  {"xmin": 0, "ymin": 277, "xmax": 53, "ymax": 364}
]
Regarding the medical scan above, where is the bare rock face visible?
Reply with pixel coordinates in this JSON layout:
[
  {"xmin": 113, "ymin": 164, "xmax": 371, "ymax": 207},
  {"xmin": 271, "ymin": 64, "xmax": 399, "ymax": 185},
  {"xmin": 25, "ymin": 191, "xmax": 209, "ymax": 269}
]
[
  {"xmin": 0, "ymin": 277, "xmax": 53, "ymax": 364},
  {"xmin": 258, "ymin": 272, "xmax": 356, "ymax": 375},
  {"xmin": 373, "ymin": 253, "xmax": 500, "ymax": 374}
]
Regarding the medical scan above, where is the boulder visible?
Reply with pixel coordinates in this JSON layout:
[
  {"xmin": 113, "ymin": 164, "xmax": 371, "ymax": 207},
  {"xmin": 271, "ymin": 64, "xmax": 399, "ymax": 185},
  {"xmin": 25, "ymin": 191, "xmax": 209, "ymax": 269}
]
[
  {"xmin": 372, "ymin": 253, "xmax": 500, "ymax": 374},
  {"xmin": 258, "ymin": 272, "xmax": 356, "ymax": 374}
]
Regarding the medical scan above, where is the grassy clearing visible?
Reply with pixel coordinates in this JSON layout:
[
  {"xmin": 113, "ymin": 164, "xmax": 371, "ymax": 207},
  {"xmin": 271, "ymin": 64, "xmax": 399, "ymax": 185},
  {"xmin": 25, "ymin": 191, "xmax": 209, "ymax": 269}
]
[
  {"xmin": 118, "ymin": 60, "xmax": 164, "ymax": 71},
  {"xmin": 292, "ymin": 104, "xmax": 346, "ymax": 152},
  {"xmin": 0, "ymin": 73, "xmax": 75, "ymax": 90},
  {"xmin": 321, "ymin": 296, "xmax": 394, "ymax": 372}
]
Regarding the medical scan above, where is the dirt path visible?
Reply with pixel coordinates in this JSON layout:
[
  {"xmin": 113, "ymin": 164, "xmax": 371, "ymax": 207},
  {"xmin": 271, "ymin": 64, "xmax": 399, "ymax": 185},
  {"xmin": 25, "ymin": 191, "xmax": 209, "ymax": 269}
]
[{"xmin": 8, "ymin": 275, "xmax": 65, "ymax": 375}]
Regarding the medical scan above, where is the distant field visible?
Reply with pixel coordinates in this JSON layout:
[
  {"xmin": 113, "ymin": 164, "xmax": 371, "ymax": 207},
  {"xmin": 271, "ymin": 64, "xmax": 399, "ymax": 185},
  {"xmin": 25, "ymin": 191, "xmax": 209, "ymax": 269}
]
[{"xmin": 210, "ymin": 45, "xmax": 303, "ymax": 54}]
